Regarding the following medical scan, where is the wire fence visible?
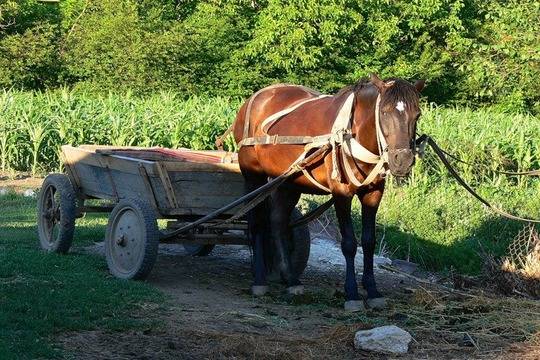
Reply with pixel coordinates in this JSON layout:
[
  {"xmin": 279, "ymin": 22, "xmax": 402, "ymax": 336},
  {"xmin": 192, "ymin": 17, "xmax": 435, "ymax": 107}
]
[{"xmin": 304, "ymin": 143, "xmax": 539, "ymax": 291}]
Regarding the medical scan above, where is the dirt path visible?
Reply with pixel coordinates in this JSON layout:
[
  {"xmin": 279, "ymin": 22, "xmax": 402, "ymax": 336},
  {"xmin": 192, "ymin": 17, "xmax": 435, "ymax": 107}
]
[
  {"xmin": 3, "ymin": 175, "xmax": 537, "ymax": 359},
  {"xmin": 60, "ymin": 239, "xmax": 540, "ymax": 360},
  {"xmin": 62, "ymin": 241, "xmax": 422, "ymax": 359}
]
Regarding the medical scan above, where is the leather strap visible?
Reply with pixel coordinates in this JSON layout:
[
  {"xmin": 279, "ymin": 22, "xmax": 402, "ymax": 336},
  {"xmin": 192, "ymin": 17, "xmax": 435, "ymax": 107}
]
[{"xmin": 234, "ymin": 82, "xmax": 394, "ymax": 192}]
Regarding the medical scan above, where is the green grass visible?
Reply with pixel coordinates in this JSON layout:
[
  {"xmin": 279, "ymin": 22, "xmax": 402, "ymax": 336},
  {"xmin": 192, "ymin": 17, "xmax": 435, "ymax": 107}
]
[
  {"xmin": 0, "ymin": 192, "xmax": 163, "ymax": 359},
  {"xmin": 1, "ymin": 89, "xmax": 539, "ymax": 275}
]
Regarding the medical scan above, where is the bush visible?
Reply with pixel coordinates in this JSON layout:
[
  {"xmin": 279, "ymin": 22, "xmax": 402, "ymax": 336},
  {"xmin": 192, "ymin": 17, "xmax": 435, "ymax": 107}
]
[{"xmin": 0, "ymin": 0, "xmax": 538, "ymax": 112}]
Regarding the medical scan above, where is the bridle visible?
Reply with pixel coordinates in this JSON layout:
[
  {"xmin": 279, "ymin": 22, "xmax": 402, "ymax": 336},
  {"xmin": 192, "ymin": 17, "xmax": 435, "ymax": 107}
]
[{"xmin": 232, "ymin": 81, "xmax": 419, "ymax": 192}]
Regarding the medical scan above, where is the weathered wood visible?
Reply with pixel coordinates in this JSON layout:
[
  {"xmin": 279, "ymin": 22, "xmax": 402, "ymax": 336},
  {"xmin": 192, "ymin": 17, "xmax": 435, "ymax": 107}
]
[
  {"xmin": 161, "ymin": 234, "xmax": 249, "ymax": 246},
  {"xmin": 138, "ymin": 164, "xmax": 160, "ymax": 211},
  {"xmin": 80, "ymin": 205, "xmax": 115, "ymax": 213},
  {"xmin": 62, "ymin": 146, "xmax": 157, "ymax": 176},
  {"xmin": 155, "ymin": 161, "xmax": 179, "ymax": 208},
  {"xmin": 60, "ymin": 145, "xmax": 248, "ymax": 219},
  {"xmin": 163, "ymin": 161, "xmax": 241, "ymax": 173},
  {"xmin": 166, "ymin": 221, "xmax": 248, "ymax": 231}
]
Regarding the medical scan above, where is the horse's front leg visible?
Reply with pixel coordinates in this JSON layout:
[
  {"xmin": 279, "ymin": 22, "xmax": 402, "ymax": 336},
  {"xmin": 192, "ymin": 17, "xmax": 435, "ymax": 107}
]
[
  {"xmin": 333, "ymin": 195, "xmax": 363, "ymax": 311},
  {"xmin": 269, "ymin": 186, "xmax": 302, "ymax": 295},
  {"xmin": 359, "ymin": 189, "xmax": 387, "ymax": 309}
]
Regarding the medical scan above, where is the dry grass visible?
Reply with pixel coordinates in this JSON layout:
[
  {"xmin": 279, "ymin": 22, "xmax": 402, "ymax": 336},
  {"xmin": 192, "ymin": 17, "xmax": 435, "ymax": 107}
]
[
  {"xmin": 483, "ymin": 224, "xmax": 540, "ymax": 298},
  {"xmin": 393, "ymin": 286, "xmax": 540, "ymax": 357}
]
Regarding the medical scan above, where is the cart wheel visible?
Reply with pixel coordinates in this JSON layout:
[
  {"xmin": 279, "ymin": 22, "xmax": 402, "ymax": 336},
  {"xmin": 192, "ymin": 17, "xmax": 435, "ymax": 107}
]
[
  {"xmin": 37, "ymin": 174, "xmax": 77, "ymax": 253},
  {"xmin": 105, "ymin": 198, "xmax": 159, "ymax": 280},
  {"xmin": 183, "ymin": 244, "xmax": 215, "ymax": 256},
  {"xmin": 266, "ymin": 208, "xmax": 311, "ymax": 280},
  {"xmin": 289, "ymin": 208, "xmax": 311, "ymax": 278}
]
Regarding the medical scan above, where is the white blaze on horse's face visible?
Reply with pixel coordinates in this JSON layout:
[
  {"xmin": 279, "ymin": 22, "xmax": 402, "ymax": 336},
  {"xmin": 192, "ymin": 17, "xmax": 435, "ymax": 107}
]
[{"xmin": 395, "ymin": 101, "xmax": 406, "ymax": 113}]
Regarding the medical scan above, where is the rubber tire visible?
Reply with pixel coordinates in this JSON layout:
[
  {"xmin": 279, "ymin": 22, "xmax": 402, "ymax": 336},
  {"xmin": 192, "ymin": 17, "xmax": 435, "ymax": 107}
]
[
  {"xmin": 288, "ymin": 208, "xmax": 311, "ymax": 278},
  {"xmin": 183, "ymin": 244, "xmax": 215, "ymax": 257},
  {"xmin": 37, "ymin": 173, "xmax": 77, "ymax": 253},
  {"xmin": 266, "ymin": 208, "xmax": 311, "ymax": 279},
  {"xmin": 105, "ymin": 198, "xmax": 159, "ymax": 280}
]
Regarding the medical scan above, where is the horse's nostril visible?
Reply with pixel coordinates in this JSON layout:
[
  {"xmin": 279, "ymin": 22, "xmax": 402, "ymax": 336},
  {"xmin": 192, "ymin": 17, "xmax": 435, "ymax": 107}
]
[{"xmin": 393, "ymin": 153, "xmax": 403, "ymax": 167}]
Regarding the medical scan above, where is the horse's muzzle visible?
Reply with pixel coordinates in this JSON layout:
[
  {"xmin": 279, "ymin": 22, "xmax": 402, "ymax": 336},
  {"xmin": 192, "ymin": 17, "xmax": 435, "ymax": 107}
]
[{"xmin": 388, "ymin": 148, "xmax": 415, "ymax": 177}]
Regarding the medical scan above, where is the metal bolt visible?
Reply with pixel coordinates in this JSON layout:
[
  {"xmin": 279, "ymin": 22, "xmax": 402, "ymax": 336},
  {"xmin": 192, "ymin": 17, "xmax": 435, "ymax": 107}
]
[{"xmin": 116, "ymin": 234, "xmax": 126, "ymax": 247}]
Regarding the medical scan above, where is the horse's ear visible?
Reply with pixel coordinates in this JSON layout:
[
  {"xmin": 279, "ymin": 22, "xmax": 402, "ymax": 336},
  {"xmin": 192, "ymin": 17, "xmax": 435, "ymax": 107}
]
[
  {"xmin": 370, "ymin": 73, "xmax": 391, "ymax": 92},
  {"xmin": 414, "ymin": 79, "xmax": 426, "ymax": 92},
  {"xmin": 370, "ymin": 73, "xmax": 385, "ymax": 91}
]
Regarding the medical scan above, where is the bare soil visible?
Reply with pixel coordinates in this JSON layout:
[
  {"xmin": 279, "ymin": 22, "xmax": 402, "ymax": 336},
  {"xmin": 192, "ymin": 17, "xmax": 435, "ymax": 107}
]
[
  {"xmin": 3, "ymin": 175, "xmax": 537, "ymax": 359},
  {"xmin": 59, "ymin": 244, "xmax": 539, "ymax": 360}
]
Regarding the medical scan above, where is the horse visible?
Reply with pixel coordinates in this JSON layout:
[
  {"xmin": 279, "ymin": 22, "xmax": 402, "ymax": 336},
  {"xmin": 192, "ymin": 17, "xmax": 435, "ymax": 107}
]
[{"xmin": 232, "ymin": 74, "xmax": 425, "ymax": 311}]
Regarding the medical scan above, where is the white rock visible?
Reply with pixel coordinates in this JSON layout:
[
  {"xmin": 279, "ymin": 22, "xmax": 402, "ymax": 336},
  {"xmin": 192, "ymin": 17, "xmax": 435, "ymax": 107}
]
[
  {"xmin": 0, "ymin": 188, "xmax": 8, "ymax": 196},
  {"xmin": 354, "ymin": 325, "xmax": 412, "ymax": 354},
  {"xmin": 374, "ymin": 256, "xmax": 392, "ymax": 267},
  {"xmin": 23, "ymin": 189, "xmax": 35, "ymax": 197}
]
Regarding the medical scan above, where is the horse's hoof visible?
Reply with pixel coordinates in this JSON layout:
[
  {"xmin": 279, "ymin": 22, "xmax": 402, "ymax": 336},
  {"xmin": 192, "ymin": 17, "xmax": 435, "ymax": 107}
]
[
  {"xmin": 366, "ymin": 297, "xmax": 387, "ymax": 310},
  {"xmin": 344, "ymin": 300, "xmax": 365, "ymax": 312},
  {"xmin": 252, "ymin": 285, "xmax": 269, "ymax": 296},
  {"xmin": 287, "ymin": 285, "xmax": 304, "ymax": 295}
]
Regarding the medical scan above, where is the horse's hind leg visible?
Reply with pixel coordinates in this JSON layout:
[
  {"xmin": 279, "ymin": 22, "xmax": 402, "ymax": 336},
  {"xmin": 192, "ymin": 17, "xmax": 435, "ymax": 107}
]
[
  {"xmin": 333, "ymin": 195, "xmax": 363, "ymax": 311},
  {"xmin": 269, "ymin": 186, "xmax": 302, "ymax": 295},
  {"xmin": 245, "ymin": 174, "xmax": 271, "ymax": 296}
]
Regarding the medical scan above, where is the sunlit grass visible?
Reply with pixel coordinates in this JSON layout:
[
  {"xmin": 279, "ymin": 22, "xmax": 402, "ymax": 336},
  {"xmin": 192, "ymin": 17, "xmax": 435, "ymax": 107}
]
[{"xmin": 0, "ymin": 193, "xmax": 163, "ymax": 359}]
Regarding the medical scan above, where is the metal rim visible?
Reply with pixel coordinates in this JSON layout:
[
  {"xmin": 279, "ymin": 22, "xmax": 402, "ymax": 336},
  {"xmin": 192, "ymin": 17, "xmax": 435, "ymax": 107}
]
[
  {"xmin": 38, "ymin": 183, "xmax": 61, "ymax": 250},
  {"xmin": 106, "ymin": 205, "xmax": 146, "ymax": 277}
]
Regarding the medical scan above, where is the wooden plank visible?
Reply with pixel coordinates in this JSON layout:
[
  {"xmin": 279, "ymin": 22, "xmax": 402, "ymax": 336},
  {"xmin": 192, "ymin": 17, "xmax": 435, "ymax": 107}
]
[
  {"xmin": 138, "ymin": 164, "xmax": 160, "ymax": 212},
  {"xmin": 168, "ymin": 171, "xmax": 244, "ymax": 183},
  {"xmin": 61, "ymin": 146, "xmax": 157, "ymax": 176},
  {"xmin": 162, "ymin": 161, "xmax": 241, "ymax": 173},
  {"xmin": 161, "ymin": 234, "xmax": 249, "ymax": 246},
  {"xmin": 161, "ymin": 207, "xmax": 244, "ymax": 217},
  {"xmin": 60, "ymin": 150, "xmax": 82, "ymax": 191},
  {"xmin": 155, "ymin": 161, "xmax": 179, "ymax": 208},
  {"xmin": 71, "ymin": 163, "xmax": 115, "ymax": 198},
  {"xmin": 171, "ymin": 180, "xmax": 244, "ymax": 197},
  {"xmin": 174, "ymin": 194, "xmax": 243, "ymax": 209}
]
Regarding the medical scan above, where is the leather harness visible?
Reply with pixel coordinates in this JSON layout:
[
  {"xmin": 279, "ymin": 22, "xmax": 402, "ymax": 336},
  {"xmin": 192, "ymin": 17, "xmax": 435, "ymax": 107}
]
[{"xmin": 236, "ymin": 83, "xmax": 393, "ymax": 192}]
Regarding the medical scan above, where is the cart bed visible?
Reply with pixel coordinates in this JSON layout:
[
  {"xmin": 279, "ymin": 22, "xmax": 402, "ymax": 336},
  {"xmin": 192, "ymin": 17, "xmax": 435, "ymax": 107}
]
[{"xmin": 61, "ymin": 145, "xmax": 245, "ymax": 217}]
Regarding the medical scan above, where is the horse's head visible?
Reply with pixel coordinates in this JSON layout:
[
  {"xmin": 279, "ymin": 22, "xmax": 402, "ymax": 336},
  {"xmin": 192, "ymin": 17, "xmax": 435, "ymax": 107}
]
[{"xmin": 370, "ymin": 73, "xmax": 425, "ymax": 177}]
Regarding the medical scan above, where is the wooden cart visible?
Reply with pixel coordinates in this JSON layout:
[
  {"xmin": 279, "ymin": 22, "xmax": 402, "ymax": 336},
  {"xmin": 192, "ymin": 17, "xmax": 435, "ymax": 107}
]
[{"xmin": 37, "ymin": 145, "xmax": 310, "ymax": 280}]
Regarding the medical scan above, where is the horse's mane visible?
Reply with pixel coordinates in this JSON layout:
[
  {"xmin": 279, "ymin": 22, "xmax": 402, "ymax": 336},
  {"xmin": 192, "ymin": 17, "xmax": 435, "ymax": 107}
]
[
  {"xmin": 336, "ymin": 77, "xmax": 420, "ymax": 109},
  {"xmin": 335, "ymin": 78, "xmax": 371, "ymax": 97}
]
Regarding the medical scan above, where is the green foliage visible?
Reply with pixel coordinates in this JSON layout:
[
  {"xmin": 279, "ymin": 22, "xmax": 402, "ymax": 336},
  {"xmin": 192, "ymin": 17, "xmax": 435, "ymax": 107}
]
[
  {"xmin": 0, "ymin": 0, "xmax": 538, "ymax": 111},
  {"xmin": 455, "ymin": 0, "xmax": 540, "ymax": 112},
  {"xmin": 0, "ymin": 89, "xmax": 239, "ymax": 174},
  {"xmin": 1, "ymin": 90, "xmax": 539, "ymax": 274}
]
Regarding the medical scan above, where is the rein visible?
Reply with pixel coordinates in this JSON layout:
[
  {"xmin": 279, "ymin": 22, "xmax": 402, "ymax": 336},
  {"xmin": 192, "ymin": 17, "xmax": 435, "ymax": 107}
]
[{"xmin": 235, "ymin": 84, "xmax": 392, "ymax": 192}]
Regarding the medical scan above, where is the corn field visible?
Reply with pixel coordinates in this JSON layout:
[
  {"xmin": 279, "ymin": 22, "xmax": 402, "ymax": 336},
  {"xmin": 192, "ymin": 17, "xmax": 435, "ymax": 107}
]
[
  {"xmin": 0, "ymin": 89, "xmax": 240, "ymax": 175},
  {"xmin": 1, "ymin": 89, "xmax": 539, "ymax": 178},
  {"xmin": 1, "ymin": 88, "xmax": 539, "ymax": 273}
]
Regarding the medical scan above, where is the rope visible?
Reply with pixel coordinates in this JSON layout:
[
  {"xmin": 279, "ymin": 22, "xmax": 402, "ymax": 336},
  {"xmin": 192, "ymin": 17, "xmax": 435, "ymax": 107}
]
[
  {"xmin": 437, "ymin": 145, "xmax": 540, "ymax": 177},
  {"xmin": 427, "ymin": 137, "xmax": 540, "ymax": 223}
]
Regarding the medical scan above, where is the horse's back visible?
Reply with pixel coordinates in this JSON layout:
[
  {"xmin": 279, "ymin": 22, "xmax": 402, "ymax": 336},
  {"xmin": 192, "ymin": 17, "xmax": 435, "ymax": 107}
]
[{"xmin": 233, "ymin": 84, "xmax": 321, "ymax": 143}]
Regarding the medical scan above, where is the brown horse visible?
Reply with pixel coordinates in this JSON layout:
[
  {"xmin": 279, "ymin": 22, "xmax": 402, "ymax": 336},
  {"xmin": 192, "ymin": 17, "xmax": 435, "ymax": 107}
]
[{"xmin": 233, "ymin": 74, "xmax": 424, "ymax": 311}]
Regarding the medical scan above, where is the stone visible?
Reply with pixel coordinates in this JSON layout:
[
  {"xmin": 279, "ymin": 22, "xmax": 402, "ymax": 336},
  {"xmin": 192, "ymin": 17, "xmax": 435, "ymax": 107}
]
[
  {"xmin": 23, "ymin": 189, "xmax": 35, "ymax": 197},
  {"xmin": 344, "ymin": 300, "xmax": 365, "ymax": 312},
  {"xmin": 0, "ymin": 188, "xmax": 8, "ymax": 196},
  {"xmin": 391, "ymin": 259, "xmax": 418, "ymax": 274},
  {"xmin": 354, "ymin": 325, "xmax": 412, "ymax": 354},
  {"xmin": 374, "ymin": 256, "xmax": 392, "ymax": 267}
]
